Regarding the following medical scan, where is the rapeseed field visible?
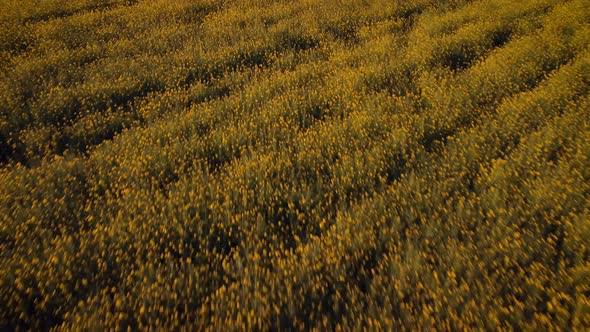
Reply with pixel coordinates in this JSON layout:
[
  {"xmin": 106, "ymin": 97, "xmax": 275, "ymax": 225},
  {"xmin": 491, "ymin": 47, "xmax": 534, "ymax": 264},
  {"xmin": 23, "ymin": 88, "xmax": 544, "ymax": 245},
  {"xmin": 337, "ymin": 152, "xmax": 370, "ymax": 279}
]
[{"xmin": 1, "ymin": 0, "xmax": 589, "ymax": 329}]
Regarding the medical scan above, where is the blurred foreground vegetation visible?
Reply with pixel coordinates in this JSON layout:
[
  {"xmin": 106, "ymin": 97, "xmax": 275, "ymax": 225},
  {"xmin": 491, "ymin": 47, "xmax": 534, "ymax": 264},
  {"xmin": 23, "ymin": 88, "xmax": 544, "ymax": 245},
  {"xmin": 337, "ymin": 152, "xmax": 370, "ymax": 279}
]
[{"xmin": 1, "ymin": 0, "xmax": 589, "ymax": 330}]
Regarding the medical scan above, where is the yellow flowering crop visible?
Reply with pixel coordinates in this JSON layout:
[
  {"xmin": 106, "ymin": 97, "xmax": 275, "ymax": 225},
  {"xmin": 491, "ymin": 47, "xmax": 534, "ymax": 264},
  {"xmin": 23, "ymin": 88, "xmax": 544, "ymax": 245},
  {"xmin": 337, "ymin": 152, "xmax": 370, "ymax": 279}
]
[{"xmin": 1, "ymin": 0, "xmax": 589, "ymax": 330}]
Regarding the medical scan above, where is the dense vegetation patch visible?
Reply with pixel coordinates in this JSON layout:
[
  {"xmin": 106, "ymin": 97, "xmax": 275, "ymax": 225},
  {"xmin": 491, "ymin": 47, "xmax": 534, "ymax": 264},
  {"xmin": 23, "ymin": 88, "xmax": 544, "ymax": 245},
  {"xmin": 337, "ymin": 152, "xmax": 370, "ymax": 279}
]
[{"xmin": 1, "ymin": 0, "xmax": 589, "ymax": 330}]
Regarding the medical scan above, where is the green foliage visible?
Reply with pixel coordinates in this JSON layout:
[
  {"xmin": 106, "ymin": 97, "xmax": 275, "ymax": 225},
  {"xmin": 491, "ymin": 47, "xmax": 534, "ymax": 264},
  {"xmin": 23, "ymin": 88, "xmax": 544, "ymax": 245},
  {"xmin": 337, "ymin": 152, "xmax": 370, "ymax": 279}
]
[{"xmin": 1, "ymin": 0, "xmax": 589, "ymax": 330}]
